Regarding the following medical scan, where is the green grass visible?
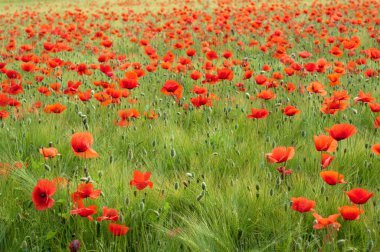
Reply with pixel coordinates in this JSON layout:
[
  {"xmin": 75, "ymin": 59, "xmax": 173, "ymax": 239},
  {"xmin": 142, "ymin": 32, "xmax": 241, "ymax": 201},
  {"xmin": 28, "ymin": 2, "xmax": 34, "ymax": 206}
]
[{"xmin": 0, "ymin": 0, "xmax": 379, "ymax": 251}]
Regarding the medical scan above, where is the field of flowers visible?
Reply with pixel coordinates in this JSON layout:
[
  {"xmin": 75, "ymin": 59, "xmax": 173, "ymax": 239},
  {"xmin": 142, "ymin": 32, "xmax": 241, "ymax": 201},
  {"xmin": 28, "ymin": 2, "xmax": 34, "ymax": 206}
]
[{"xmin": 0, "ymin": 0, "xmax": 379, "ymax": 251}]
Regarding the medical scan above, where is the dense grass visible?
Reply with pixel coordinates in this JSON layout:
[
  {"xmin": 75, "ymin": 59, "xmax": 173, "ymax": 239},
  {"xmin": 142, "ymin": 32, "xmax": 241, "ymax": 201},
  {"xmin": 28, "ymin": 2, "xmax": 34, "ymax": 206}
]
[{"xmin": 0, "ymin": 0, "xmax": 379, "ymax": 251}]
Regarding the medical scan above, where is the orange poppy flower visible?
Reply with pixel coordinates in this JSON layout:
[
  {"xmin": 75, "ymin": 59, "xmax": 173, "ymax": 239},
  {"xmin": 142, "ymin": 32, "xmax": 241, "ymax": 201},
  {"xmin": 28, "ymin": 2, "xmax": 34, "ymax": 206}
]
[
  {"xmin": 291, "ymin": 197, "xmax": 315, "ymax": 213},
  {"xmin": 71, "ymin": 183, "xmax": 101, "ymax": 204},
  {"xmin": 265, "ymin": 146, "xmax": 295, "ymax": 163},
  {"xmin": 371, "ymin": 143, "xmax": 380, "ymax": 155},
  {"xmin": 345, "ymin": 188, "xmax": 374, "ymax": 205},
  {"xmin": 43, "ymin": 103, "xmax": 66, "ymax": 114},
  {"xmin": 320, "ymin": 171, "xmax": 346, "ymax": 185},
  {"xmin": 39, "ymin": 147, "xmax": 60, "ymax": 160},
  {"xmin": 71, "ymin": 132, "xmax": 98, "ymax": 158},
  {"xmin": 257, "ymin": 89, "xmax": 276, "ymax": 100},
  {"xmin": 307, "ymin": 82, "xmax": 327, "ymax": 96},
  {"xmin": 353, "ymin": 90, "xmax": 375, "ymax": 104},
  {"xmin": 314, "ymin": 135, "xmax": 338, "ymax": 152},
  {"xmin": 0, "ymin": 110, "xmax": 10, "ymax": 120},
  {"xmin": 374, "ymin": 115, "xmax": 380, "ymax": 128},
  {"xmin": 130, "ymin": 170, "xmax": 153, "ymax": 190},
  {"xmin": 70, "ymin": 202, "xmax": 97, "ymax": 221},
  {"xmin": 312, "ymin": 212, "xmax": 341, "ymax": 230},
  {"xmin": 326, "ymin": 124, "xmax": 357, "ymax": 141},
  {"xmin": 338, "ymin": 205, "xmax": 364, "ymax": 221}
]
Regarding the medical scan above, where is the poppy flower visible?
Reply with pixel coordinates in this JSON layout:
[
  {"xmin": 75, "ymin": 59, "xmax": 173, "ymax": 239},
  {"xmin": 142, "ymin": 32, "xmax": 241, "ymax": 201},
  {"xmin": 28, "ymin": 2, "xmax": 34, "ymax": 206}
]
[
  {"xmin": 190, "ymin": 85, "xmax": 207, "ymax": 95},
  {"xmin": 353, "ymin": 90, "xmax": 375, "ymax": 104},
  {"xmin": 161, "ymin": 80, "xmax": 183, "ymax": 102},
  {"xmin": 338, "ymin": 205, "xmax": 364, "ymax": 221},
  {"xmin": 375, "ymin": 115, "xmax": 380, "ymax": 128},
  {"xmin": 217, "ymin": 68, "xmax": 234, "ymax": 81},
  {"xmin": 307, "ymin": 82, "xmax": 327, "ymax": 96},
  {"xmin": 265, "ymin": 146, "xmax": 295, "ymax": 164},
  {"xmin": 368, "ymin": 102, "xmax": 380, "ymax": 113},
  {"xmin": 312, "ymin": 212, "xmax": 341, "ymax": 230},
  {"xmin": 247, "ymin": 108, "xmax": 269, "ymax": 119},
  {"xmin": 97, "ymin": 207, "xmax": 119, "ymax": 222},
  {"xmin": 70, "ymin": 203, "xmax": 97, "ymax": 221},
  {"xmin": 32, "ymin": 179, "xmax": 56, "ymax": 211},
  {"xmin": 276, "ymin": 166, "xmax": 293, "ymax": 176},
  {"xmin": 71, "ymin": 132, "xmax": 98, "ymax": 158},
  {"xmin": 109, "ymin": 223, "xmax": 129, "ymax": 236},
  {"xmin": 257, "ymin": 89, "xmax": 276, "ymax": 100},
  {"xmin": 291, "ymin": 197, "xmax": 315, "ymax": 213},
  {"xmin": 0, "ymin": 110, "xmax": 10, "ymax": 120},
  {"xmin": 345, "ymin": 188, "xmax": 374, "ymax": 205},
  {"xmin": 130, "ymin": 170, "xmax": 153, "ymax": 190},
  {"xmin": 371, "ymin": 143, "xmax": 380, "ymax": 155},
  {"xmin": 43, "ymin": 103, "xmax": 66, "ymax": 114},
  {"xmin": 39, "ymin": 147, "xmax": 60, "ymax": 159},
  {"xmin": 115, "ymin": 109, "xmax": 140, "ymax": 127},
  {"xmin": 282, "ymin": 105, "xmax": 300, "ymax": 116},
  {"xmin": 321, "ymin": 154, "xmax": 334, "ymax": 169},
  {"xmin": 71, "ymin": 183, "xmax": 102, "ymax": 203},
  {"xmin": 69, "ymin": 240, "xmax": 80, "ymax": 252},
  {"xmin": 191, "ymin": 95, "xmax": 211, "ymax": 108},
  {"xmin": 144, "ymin": 110, "xmax": 158, "ymax": 120},
  {"xmin": 326, "ymin": 124, "xmax": 357, "ymax": 141},
  {"xmin": 314, "ymin": 135, "xmax": 338, "ymax": 152},
  {"xmin": 320, "ymin": 171, "xmax": 346, "ymax": 185}
]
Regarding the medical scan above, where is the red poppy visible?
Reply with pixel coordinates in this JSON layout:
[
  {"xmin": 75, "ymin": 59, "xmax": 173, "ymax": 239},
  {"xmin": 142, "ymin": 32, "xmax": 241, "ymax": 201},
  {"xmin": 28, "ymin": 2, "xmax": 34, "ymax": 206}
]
[
  {"xmin": 326, "ymin": 124, "xmax": 357, "ymax": 141},
  {"xmin": 130, "ymin": 170, "xmax": 153, "ymax": 190},
  {"xmin": 282, "ymin": 105, "xmax": 300, "ymax": 116},
  {"xmin": 345, "ymin": 188, "xmax": 374, "ymax": 205},
  {"xmin": 115, "ymin": 109, "xmax": 140, "ymax": 127},
  {"xmin": 338, "ymin": 205, "xmax": 364, "ymax": 221},
  {"xmin": 217, "ymin": 68, "xmax": 234, "ymax": 81},
  {"xmin": 161, "ymin": 80, "xmax": 183, "ymax": 102},
  {"xmin": 320, "ymin": 171, "xmax": 346, "ymax": 185},
  {"xmin": 257, "ymin": 89, "xmax": 276, "ymax": 100},
  {"xmin": 70, "ymin": 203, "xmax": 97, "ymax": 221},
  {"xmin": 32, "ymin": 179, "xmax": 56, "ymax": 211},
  {"xmin": 247, "ymin": 108, "xmax": 269, "ymax": 119},
  {"xmin": 313, "ymin": 135, "xmax": 338, "ymax": 152},
  {"xmin": 353, "ymin": 90, "xmax": 375, "ymax": 104},
  {"xmin": 0, "ymin": 110, "xmax": 10, "ymax": 120},
  {"xmin": 39, "ymin": 147, "xmax": 60, "ymax": 159},
  {"xmin": 312, "ymin": 212, "xmax": 341, "ymax": 230},
  {"xmin": 109, "ymin": 223, "xmax": 129, "ymax": 236},
  {"xmin": 71, "ymin": 183, "xmax": 102, "ymax": 203},
  {"xmin": 97, "ymin": 207, "xmax": 119, "ymax": 222},
  {"xmin": 43, "ymin": 103, "xmax": 66, "ymax": 114},
  {"xmin": 368, "ymin": 102, "xmax": 380, "ymax": 112},
  {"xmin": 372, "ymin": 143, "xmax": 380, "ymax": 155},
  {"xmin": 291, "ymin": 197, "xmax": 315, "ymax": 213},
  {"xmin": 265, "ymin": 146, "xmax": 295, "ymax": 164},
  {"xmin": 321, "ymin": 154, "xmax": 334, "ymax": 169},
  {"xmin": 71, "ymin": 132, "xmax": 98, "ymax": 158},
  {"xmin": 375, "ymin": 115, "xmax": 380, "ymax": 128}
]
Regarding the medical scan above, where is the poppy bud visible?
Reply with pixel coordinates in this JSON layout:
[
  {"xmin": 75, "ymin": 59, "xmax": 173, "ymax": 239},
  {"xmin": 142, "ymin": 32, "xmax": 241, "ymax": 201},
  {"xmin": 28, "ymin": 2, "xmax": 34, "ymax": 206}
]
[
  {"xmin": 69, "ymin": 240, "xmax": 80, "ymax": 252},
  {"xmin": 196, "ymin": 190, "xmax": 205, "ymax": 201},
  {"xmin": 98, "ymin": 170, "xmax": 103, "ymax": 178},
  {"xmin": 337, "ymin": 239, "xmax": 345, "ymax": 250},
  {"xmin": 201, "ymin": 182, "xmax": 206, "ymax": 190},
  {"xmin": 269, "ymin": 189, "xmax": 274, "ymax": 196},
  {"xmin": 170, "ymin": 148, "xmax": 176, "ymax": 158},
  {"xmin": 44, "ymin": 164, "xmax": 51, "ymax": 172},
  {"xmin": 152, "ymin": 140, "xmax": 156, "ymax": 147},
  {"xmin": 256, "ymin": 192, "xmax": 260, "ymax": 198},
  {"xmin": 186, "ymin": 173, "xmax": 194, "ymax": 178},
  {"xmin": 125, "ymin": 196, "xmax": 130, "ymax": 206},
  {"xmin": 174, "ymin": 182, "xmax": 179, "ymax": 190},
  {"xmin": 183, "ymin": 181, "xmax": 188, "ymax": 188},
  {"xmin": 140, "ymin": 200, "xmax": 145, "ymax": 210}
]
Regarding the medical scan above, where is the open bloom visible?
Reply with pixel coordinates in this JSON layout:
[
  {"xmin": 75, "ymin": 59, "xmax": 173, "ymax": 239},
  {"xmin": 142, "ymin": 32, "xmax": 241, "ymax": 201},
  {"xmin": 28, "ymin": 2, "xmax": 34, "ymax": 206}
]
[
  {"xmin": 247, "ymin": 108, "xmax": 269, "ymax": 119},
  {"xmin": 265, "ymin": 146, "xmax": 295, "ymax": 163},
  {"xmin": 372, "ymin": 143, "xmax": 380, "ymax": 155},
  {"xmin": 70, "ymin": 202, "xmax": 97, "ymax": 221},
  {"xmin": 130, "ymin": 170, "xmax": 153, "ymax": 190},
  {"xmin": 345, "ymin": 188, "xmax": 373, "ymax": 204},
  {"xmin": 71, "ymin": 183, "xmax": 102, "ymax": 203},
  {"xmin": 326, "ymin": 124, "xmax": 357, "ymax": 141},
  {"xmin": 71, "ymin": 132, "xmax": 98, "ymax": 158},
  {"xmin": 109, "ymin": 223, "xmax": 129, "ymax": 236},
  {"xmin": 39, "ymin": 147, "xmax": 60, "ymax": 159},
  {"xmin": 313, "ymin": 135, "xmax": 338, "ymax": 152},
  {"xmin": 97, "ymin": 207, "xmax": 119, "ymax": 222},
  {"xmin": 320, "ymin": 171, "xmax": 346, "ymax": 185},
  {"xmin": 161, "ymin": 80, "xmax": 183, "ymax": 102},
  {"xmin": 338, "ymin": 205, "xmax": 364, "ymax": 220},
  {"xmin": 32, "ymin": 179, "xmax": 56, "ymax": 211},
  {"xmin": 291, "ymin": 197, "xmax": 316, "ymax": 213},
  {"xmin": 312, "ymin": 212, "xmax": 341, "ymax": 230}
]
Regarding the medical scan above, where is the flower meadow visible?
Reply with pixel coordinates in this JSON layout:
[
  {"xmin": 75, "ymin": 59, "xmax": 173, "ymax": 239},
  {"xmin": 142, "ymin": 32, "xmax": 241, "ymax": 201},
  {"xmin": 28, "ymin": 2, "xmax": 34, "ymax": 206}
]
[{"xmin": 0, "ymin": 0, "xmax": 379, "ymax": 251}]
